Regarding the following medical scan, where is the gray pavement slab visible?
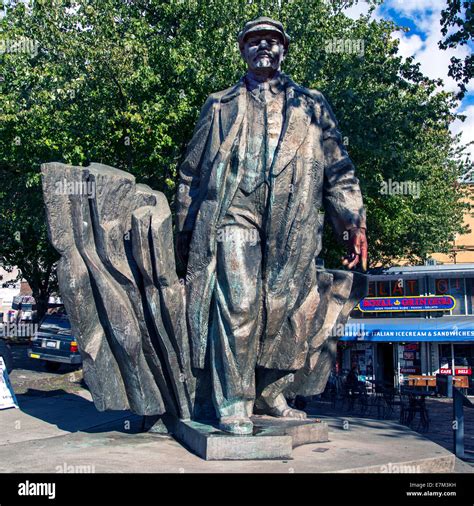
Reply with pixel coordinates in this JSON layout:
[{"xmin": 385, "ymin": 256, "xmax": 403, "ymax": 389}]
[
  {"xmin": 0, "ymin": 395, "xmax": 464, "ymax": 473},
  {"xmin": 1, "ymin": 352, "xmax": 470, "ymax": 473},
  {"xmin": 0, "ymin": 390, "xmax": 137, "ymax": 446},
  {"xmin": 308, "ymin": 396, "xmax": 474, "ymax": 472}
]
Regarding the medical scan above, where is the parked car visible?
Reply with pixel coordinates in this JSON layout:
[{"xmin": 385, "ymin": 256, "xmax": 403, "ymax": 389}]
[
  {"xmin": 28, "ymin": 314, "xmax": 81, "ymax": 372},
  {"xmin": 0, "ymin": 338, "xmax": 14, "ymax": 373}
]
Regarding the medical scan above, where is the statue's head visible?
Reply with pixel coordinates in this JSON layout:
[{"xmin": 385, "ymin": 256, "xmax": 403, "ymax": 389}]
[{"xmin": 238, "ymin": 17, "xmax": 290, "ymax": 75}]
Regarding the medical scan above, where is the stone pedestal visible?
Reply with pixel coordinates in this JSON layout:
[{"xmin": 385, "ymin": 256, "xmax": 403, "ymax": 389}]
[{"xmin": 170, "ymin": 416, "xmax": 329, "ymax": 460}]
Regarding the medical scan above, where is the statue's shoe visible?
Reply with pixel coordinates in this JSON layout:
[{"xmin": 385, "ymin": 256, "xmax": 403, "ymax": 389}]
[
  {"xmin": 254, "ymin": 393, "xmax": 308, "ymax": 420},
  {"xmin": 218, "ymin": 416, "xmax": 253, "ymax": 435},
  {"xmin": 267, "ymin": 406, "xmax": 307, "ymax": 420}
]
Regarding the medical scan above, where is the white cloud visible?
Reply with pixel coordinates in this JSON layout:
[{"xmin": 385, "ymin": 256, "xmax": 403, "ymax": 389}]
[
  {"xmin": 393, "ymin": 31, "xmax": 423, "ymax": 59},
  {"xmin": 389, "ymin": 5, "xmax": 474, "ymax": 92},
  {"xmin": 344, "ymin": 0, "xmax": 466, "ymax": 77},
  {"xmin": 326, "ymin": 0, "xmax": 474, "ymax": 165},
  {"xmin": 386, "ymin": 0, "xmax": 446, "ymax": 17},
  {"xmin": 394, "ymin": 27, "xmax": 474, "ymax": 94},
  {"xmin": 355, "ymin": 0, "xmax": 474, "ymax": 160},
  {"xmin": 343, "ymin": 1, "xmax": 372, "ymax": 20},
  {"xmin": 343, "ymin": 0, "xmax": 473, "ymax": 94}
]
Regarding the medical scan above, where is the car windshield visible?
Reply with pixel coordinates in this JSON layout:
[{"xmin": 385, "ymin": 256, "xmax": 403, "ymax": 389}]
[{"xmin": 40, "ymin": 316, "xmax": 71, "ymax": 332}]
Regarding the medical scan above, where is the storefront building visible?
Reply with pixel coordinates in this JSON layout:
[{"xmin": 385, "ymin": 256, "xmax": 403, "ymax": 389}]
[{"xmin": 340, "ymin": 264, "xmax": 474, "ymax": 393}]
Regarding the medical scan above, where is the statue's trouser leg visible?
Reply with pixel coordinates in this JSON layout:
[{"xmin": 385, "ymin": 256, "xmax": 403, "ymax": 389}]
[
  {"xmin": 255, "ymin": 369, "xmax": 295, "ymax": 412},
  {"xmin": 254, "ymin": 369, "xmax": 307, "ymax": 418},
  {"xmin": 209, "ymin": 220, "xmax": 262, "ymax": 421}
]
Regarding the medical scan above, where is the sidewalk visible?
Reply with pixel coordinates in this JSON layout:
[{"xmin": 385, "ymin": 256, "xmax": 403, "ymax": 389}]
[
  {"xmin": 307, "ymin": 398, "xmax": 474, "ymax": 471},
  {"xmin": 0, "ymin": 389, "xmax": 469, "ymax": 473},
  {"xmin": 423, "ymin": 397, "xmax": 474, "ymax": 456},
  {"xmin": 0, "ymin": 389, "xmax": 141, "ymax": 447}
]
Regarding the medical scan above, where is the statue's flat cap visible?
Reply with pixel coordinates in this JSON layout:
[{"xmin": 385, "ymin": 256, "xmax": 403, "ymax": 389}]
[{"xmin": 238, "ymin": 17, "xmax": 290, "ymax": 49}]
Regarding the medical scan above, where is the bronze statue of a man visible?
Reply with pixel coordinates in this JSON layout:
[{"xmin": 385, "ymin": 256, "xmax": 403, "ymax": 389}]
[{"xmin": 176, "ymin": 17, "xmax": 368, "ymax": 435}]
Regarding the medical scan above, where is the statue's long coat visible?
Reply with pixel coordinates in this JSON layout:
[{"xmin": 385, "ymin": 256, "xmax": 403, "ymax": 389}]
[{"xmin": 176, "ymin": 74, "xmax": 366, "ymax": 371}]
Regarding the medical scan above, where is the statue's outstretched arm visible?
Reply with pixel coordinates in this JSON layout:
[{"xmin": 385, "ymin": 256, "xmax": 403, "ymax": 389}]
[{"xmin": 320, "ymin": 94, "xmax": 366, "ymax": 238}]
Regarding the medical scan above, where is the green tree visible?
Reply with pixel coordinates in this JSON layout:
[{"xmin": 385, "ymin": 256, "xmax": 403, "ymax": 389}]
[
  {"xmin": 439, "ymin": 0, "xmax": 473, "ymax": 99},
  {"xmin": 0, "ymin": 0, "xmax": 471, "ymax": 314}
]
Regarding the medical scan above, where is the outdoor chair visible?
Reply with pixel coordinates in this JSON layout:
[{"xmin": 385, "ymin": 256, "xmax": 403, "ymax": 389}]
[
  {"xmin": 404, "ymin": 394, "xmax": 430, "ymax": 432},
  {"xmin": 380, "ymin": 388, "xmax": 407, "ymax": 420}
]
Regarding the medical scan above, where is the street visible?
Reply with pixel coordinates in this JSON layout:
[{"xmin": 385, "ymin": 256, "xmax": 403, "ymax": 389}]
[{"xmin": 9, "ymin": 343, "xmax": 83, "ymax": 396}]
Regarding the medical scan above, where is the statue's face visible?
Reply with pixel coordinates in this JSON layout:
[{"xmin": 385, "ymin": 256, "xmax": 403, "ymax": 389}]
[{"xmin": 241, "ymin": 31, "xmax": 285, "ymax": 72}]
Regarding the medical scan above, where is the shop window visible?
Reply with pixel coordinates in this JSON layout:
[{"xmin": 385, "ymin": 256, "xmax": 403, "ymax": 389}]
[
  {"xmin": 392, "ymin": 279, "xmax": 426, "ymax": 318},
  {"xmin": 438, "ymin": 345, "xmax": 473, "ymax": 390},
  {"xmin": 454, "ymin": 345, "xmax": 473, "ymax": 370},
  {"xmin": 350, "ymin": 344, "xmax": 374, "ymax": 382},
  {"xmin": 435, "ymin": 278, "xmax": 449, "ymax": 294},
  {"xmin": 467, "ymin": 278, "xmax": 474, "ymax": 315},
  {"xmin": 432, "ymin": 278, "xmax": 465, "ymax": 315},
  {"xmin": 432, "ymin": 278, "xmax": 466, "ymax": 316},
  {"xmin": 439, "ymin": 344, "xmax": 452, "ymax": 374},
  {"xmin": 449, "ymin": 278, "xmax": 465, "ymax": 315},
  {"xmin": 405, "ymin": 279, "xmax": 419, "ymax": 296},
  {"xmin": 368, "ymin": 282, "xmax": 375, "ymax": 297},
  {"xmin": 377, "ymin": 280, "xmax": 390, "ymax": 297},
  {"xmin": 391, "ymin": 279, "xmax": 404, "ymax": 296},
  {"xmin": 399, "ymin": 343, "xmax": 422, "ymax": 375}
]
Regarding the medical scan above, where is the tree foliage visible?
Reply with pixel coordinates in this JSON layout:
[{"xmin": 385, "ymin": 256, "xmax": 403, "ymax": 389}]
[
  {"xmin": 439, "ymin": 0, "xmax": 473, "ymax": 99},
  {"xmin": 0, "ymin": 0, "xmax": 471, "ymax": 309}
]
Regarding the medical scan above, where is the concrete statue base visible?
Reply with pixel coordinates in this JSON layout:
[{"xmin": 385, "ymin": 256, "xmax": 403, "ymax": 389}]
[{"xmin": 168, "ymin": 416, "xmax": 329, "ymax": 460}]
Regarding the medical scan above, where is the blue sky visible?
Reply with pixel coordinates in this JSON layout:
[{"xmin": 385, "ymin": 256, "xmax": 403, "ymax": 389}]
[{"xmin": 345, "ymin": 0, "xmax": 474, "ymax": 160}]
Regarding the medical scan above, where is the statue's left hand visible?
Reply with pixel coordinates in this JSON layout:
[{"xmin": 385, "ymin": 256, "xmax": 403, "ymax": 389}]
[{"xmin": 342, "ymin": 227, "xmax": 368, "ymax": 271}]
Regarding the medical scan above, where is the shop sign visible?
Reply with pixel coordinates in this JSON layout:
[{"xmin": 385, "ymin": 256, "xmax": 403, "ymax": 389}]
[
  {"xmin": 439, "ymin": 367, "xmax": 472, "ymax": 375},
  {"xmin": 399, "ymin": 343, "xmax": 421, "ymax": 375},
  {"xmin": 400, "ymin": 367, "xmax": 421, "ymax": 374},
  {"xmin": 358, "ymin": 295, "xmax": 455, "ymax": 312}
]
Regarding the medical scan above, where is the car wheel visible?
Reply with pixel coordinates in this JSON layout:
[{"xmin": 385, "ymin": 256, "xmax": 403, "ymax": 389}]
[{"xmin": 44, "ymin": 361, "xmax": 61, "ymax": 372}]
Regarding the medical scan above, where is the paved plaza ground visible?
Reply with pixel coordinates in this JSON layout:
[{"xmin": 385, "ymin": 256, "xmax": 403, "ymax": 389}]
[
  {"xmin": 0, "ymin": 390, "xmax": 466, "ymax": 473},
  {"xmin": 307, "ymin": 395, "xmax": 474, "ymax": 466},
  {"xmin": 1, "ymin": 343, "xmax": 472, "ymax": 473}
]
